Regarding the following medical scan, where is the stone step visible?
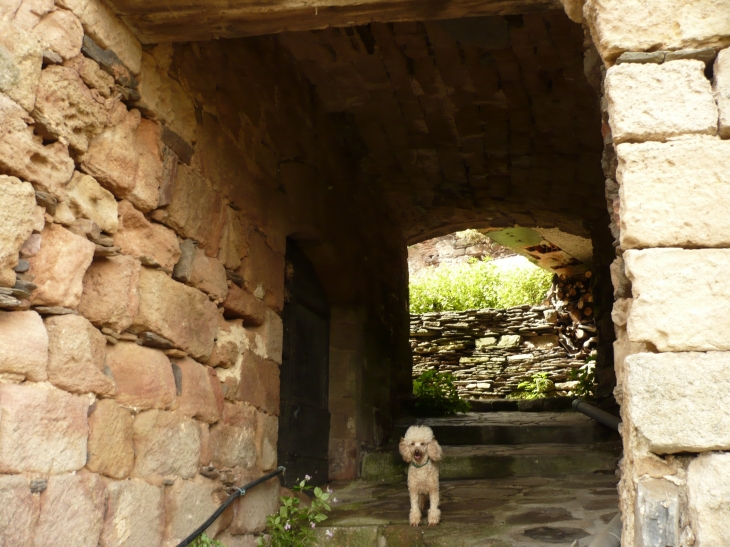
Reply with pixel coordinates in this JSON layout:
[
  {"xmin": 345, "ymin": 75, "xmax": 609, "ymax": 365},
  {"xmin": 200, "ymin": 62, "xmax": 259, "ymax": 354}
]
[
  {"xmin": 361, "ymin": 443, "xmax": 621, "ymax": 482},
  {"xmin": 393, "ymin": 412, "xmax": 619, "ymax": 446}
]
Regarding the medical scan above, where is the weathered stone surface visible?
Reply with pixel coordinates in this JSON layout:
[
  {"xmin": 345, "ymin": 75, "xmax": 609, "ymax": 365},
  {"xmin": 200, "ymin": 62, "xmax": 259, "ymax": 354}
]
[
  {"xmin": 133, "ymin": 268, "xmax": 218, "ymax": 361},
  {"xmin": 223, "ymin": 283, "xmax": 267, "ymax": 325},
  {"xmin": 55, "ymin": 0, "xmax": 142, "ymax": 74},
  {"xmin": 0, "ymin": 475, "xmax": 39, "ymax": 547},
  {"xmin": 584, "ymin": 0, "xmax": 730, "ymax": 62},
  {"xmin": 605, "ymin": 61, "xmax": 718, "ymax": 143},
  {"xmin": 163, "ymin": 478, "xmax": 222, "ymax": 547},
  {"xmin": 32, "ymin": 9, "xmax": 84, "ymax": 60},
  {"xmin": 34, "ymin": 473, "xmax": 107, "ymax": 547},
  {"xmin": 688, "ymin": 453, "xmax": 730, "ymax": 547},
  {"xmin": 635, "ymin": 478, "xmax": 679, "ymax": 547},
  {"xmin": 251, "ymin": 308, "xmax": 283, "ymax": 364},
  {"xmin": 218, "ymin": 207, "xmax": 248, "ymax": 271},
  {"xmin": 210, "ymin": 403, "xmax": 257, "ymax": 469},
  {"xmin": 151, "ymin": 164, "xmax": 224, "ymax": 257},
  {"xmin": 127, "ymin": 117, "xmax": 162, "ymax": 212},
  {"xmin": 0, "ymin": 175, "xmax": 37, "ymax": 286},
  {"xmin": 174, "ymin": 357, "xmax": 223, "ymax": 424},
  {"xmin": 66, "ymin": 55, "xmax": 116, "ymax": 98},
  {"xmin": 626, "ymin": 352, "xmax": 730, "ymax": 453},
  {"xmin": 240, "ymin": 230, "xmax": 284, "ymax": 312},
  {"xmin": 0, "ymin": 21, "xmax": 42, "ymax": 112},
  {"xmin": 256, "ymin": 410, "xmax": 278, "ymax": 471},
  {"xmin": 100, "ymin": 478, "xmax": 164, "ymax": 547},
  {"xmin": 113, "ymin": 200, "xmax": 180, "ymax": 272},
  {"xmin": 0, "ymin": 94, "xmax": 74, "ymax": 200},
  {"xmin": 78, "ymin": 254, "xmax": 141, "ymax": 332},
  {"xmin": 229, "ymin": 475, "xmax": 279, "ymax": 534},
  {"xmin": 46, "ymin": 313, "xmax": 115, "ymax": 395},
  {"xmin": 716, "ymin": 48, "xmax": 730, "ymax": 138},
  {"xmin": 214, "ymin": 533, "xmax": 257, "ymax": 547},
  {"xmin": 135, "ymin": 52, "xmax": 196, "ymax": 144},
  {"xmin": 617, "ymin": 138, "xmax": 730, "ymax": 249},
  {"xmin": 189, "ymin": 248, "xmax": 228, "ymax": 301},
  {"xmin": 209, "ymin": 318, "xmax": 249, "ymax": 369},
  {"xmin": 32, "ymin": 65, "xmax": 109, "ymax": 153},
  {"xmin": 66, "ymin": 171, "xmax": 118, "ymax": 234},
  {"xmin": 0, "ymin": 383, "xmax": 88, "ymax": 473},
  {"xmin": 235, "ymin": 351, "xmax": 279, "ymax": 416},
  {"xmin": 105, "ymin": 342, "xmax": 176, "ymax": 410},
  {"xmin": 87, "ymin": 399, "xmax": 135, "ymax": 479},
  {"xmin": 29, "ymin": 223, "xmax": 95, "ymax": 308},
  {"xmin": 132, "ymin": 409, "xmax": 201, "ymax": 481},
  {"xmin": 624, "ymin": 249, "xmax": 730, "ymax": 351}
]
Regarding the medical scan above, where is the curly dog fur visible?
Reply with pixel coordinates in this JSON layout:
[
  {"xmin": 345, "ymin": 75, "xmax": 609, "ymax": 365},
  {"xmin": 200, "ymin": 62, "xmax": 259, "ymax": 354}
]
[{"xmin": 399, "ymin": 425, "xmax": 443, "ymax": 526}]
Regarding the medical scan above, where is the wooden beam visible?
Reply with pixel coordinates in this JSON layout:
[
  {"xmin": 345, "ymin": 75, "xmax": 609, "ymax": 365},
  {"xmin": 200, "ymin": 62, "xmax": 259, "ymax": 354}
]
[{"xmin": 107, "ymin": 0, "xmax": 562, "ymax": 43}]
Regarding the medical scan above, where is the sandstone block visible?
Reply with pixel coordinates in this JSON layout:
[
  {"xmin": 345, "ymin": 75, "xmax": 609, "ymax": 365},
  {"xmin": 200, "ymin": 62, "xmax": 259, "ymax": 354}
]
[
  {"xmin": 210, "ymin": 403, "xmax": 257, "ymax": 469},
  {"xmin": 0, "ymin": 0, "xmax": 52, "ymax": 28},
  {"xmin": 214, "ymin": 533, "xmax": 256, "ymax": 547},
  {"xmin": 105, "ymin": 342, "xmax": 176, "ymax": 410},
  {"xmin": 688, "ymin": 453, "xmax": 730, "ymax": 546},
  {"xmin": 256, "ymin": 411, "xmax": 278, "ymax": 471},
  {"xmin": 101, "ymin": 478, "xmax": 164, "ymax": 547},
  {"xmin": 605, "ymin": 61, "xmax": 718, "ymax": 143},
  {"xmin": 617, "ymin": 138, "xmax": 730, "ymax": 249},
  {"xmin": 151, "ymin": 164, "xmax": 224, "ymax": 257},
  {"xmin": 223, "ymin": 283, "xmax": 267, "ymax": 325},
  {"xmin": 78, "ymin": 254, "xmax": 141, "ymax": 332},
  {"xmin": 55, "ymin": 0, "xmax": 142, "ymax": 74},
  {"xmin": 209, "ymin": 318, "xmax": 249, "ymax": 369},
  {"xmin": 135, "ymin": 52, "xmax": 196, "ymax": 144},
  {"xmin": 67, "ymin": 55, "xmax": 115, "ymax": 98},
  {"xmin": 585, "ymin": 0, "xmax": 730, "ymax": 63},
  {"xmin": 0, "ymin": 21, "xmax": 42, "ymax": 112},
  {"xmin": 189, "ymin": 248, "xmax": 228, "ymax": 301},
  {"xmin": 625, "ymin": 352, "xmax": 730, "ymax": 453},
  {"xmin": 132, "ymin": 409, "xmax": 201, "ymax": 481},
  {"xmin": 29, "ymin": 223, "xmax": 95, "ymax": 308},
  {"xmin": 32, "ymin": 9, "xmax": 83, "ymax": 60},
  {"xmin": 34, "ymin": 473, "xmax": 106, "ymax": 547},
  {"xmin": 87, "ymin": 399, "xmax": 134, "ymax": 479},
  {"xmin": 0, "ymin": 175, "xmax": 37, "ymax": 286},
  {"xmin": 240, "ymin": 230, "xmax": 285, "ymax": 312},
  {"xmin": 66, "ymin": 171, "xmax": 118, "ymax": 234},
  {"xmin": 0, "ymin": 383, "xmax": 88, "ymax": 473},
  {"xmin": 0, "ymin": 311, "xmax": 47, "ymax": 381},
  {"xmin": 32, "ymin": 65, "xmax": 109, "ymax": 153},
  {"xmin": 218, "ymin": 208, "xmax": 248, "ymax": 270},
  {"xmin": 0, "ymin": 475, "xmax": 39, "ymax": 547},
  {"xmin": 229, "ymin": 476, "xmax": 279, "ymax": 534},
  {"xmin": 163, "ymin": 479, "xmax": 223, "ymax": 547},
  {"xmin": 235, "ymin": 352, "xmax": 280, "ymax": 416},
  {"xmin": 0, "ymin": 94, "xmax": 74, "ymax": 200},
  {"xmin": 113, "ymin": 200, "xmax": 180, "ymax": 272},
  {"xmin": 133, "ymin": 268, "xmax": 218, "ymax": 361},
  {"xmin": 715, "ymin": 48, "xmax": 730, "ymax": 138},
  {"xmin": 624, "ymin": 249, "xmax": 730, "ymax": 351},
  {"xmin": 252, "ymin": 309, "xmax": 283, "ymax": 364},
  {"xmin": 46, "ymin": 313, "xmax": 115, "ymax": 395},
  {"xmin": 127, "ymin": 117, "xmax": 162, "ymax": 212},
  {"xmin": 174, "ymin": 357, "xmax": 223, "ymax": 424}
]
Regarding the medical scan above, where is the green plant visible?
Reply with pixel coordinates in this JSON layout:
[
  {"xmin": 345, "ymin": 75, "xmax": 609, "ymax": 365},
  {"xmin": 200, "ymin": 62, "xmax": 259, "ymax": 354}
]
[
  {"xmin": 571, "ymin": 355, "xmax": 597, "ymax": 400},
  {"xmin": 190, "ymin": 533, "xmax": 225, "ymax": 547},
  {"xmin": 413, "ymin": 370, "xmax": 471, "ymax": 415},
  {"xmin": 257, "ymin": 476, "xmax": 331, "ymax": 547},
  {"xmin": 509, "ymin": 372, "xmax": 555, "ymax": 399},
  {"xmin": 409, "ymin": 257, "xmax": 553, "ymax": 313}
]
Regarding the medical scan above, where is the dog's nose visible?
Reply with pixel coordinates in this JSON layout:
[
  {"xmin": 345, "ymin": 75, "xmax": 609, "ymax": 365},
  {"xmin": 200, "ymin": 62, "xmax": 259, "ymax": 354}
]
[{"xmin": 414, "ymin": 449, "xmax": 422, "ymax": 458}]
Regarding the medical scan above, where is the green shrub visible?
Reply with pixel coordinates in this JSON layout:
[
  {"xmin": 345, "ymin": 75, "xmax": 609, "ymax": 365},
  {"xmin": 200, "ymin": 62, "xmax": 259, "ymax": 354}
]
[
  {"xmin": 409, "ymin": 258, "xmax": 553, "ymax": 313},
  {"xmin": 190, "ymin": 533, "xmax": 225, "ymax": 547},
  {"xmin": 413, "ymin": 370, "xmax": 471, "ymax": 415},
  {"xmin": 509, "ymin": 372, "xmax": 555, "ymax": 399},
  {"xmin": 570, "ymin": 355, "xmax": 597, "ymax": 400}
]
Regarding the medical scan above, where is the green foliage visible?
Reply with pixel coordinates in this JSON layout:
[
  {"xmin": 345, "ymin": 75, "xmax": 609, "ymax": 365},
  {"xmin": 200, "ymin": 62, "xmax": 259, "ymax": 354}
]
[
  {"xmin": 409, "ymin": 258, "xmax": 553, "ymax": 313},
  {"xmin": 190, "ymin": 533, "xmax": 225, "ymax": 547},
  {"xmin": 570, "ymin": 355, "xmax": 597, "ymax": 400},
  {"xmin": 413, "ymin": 370, "xmax": 471, "ymax": 415},
  {"xmin": 509, "ymin": 372, "xmax": 555, "ymax": 399},
  {"xmin": 257, "ymin": 476, "xmax": 331, "ymax": 547}
]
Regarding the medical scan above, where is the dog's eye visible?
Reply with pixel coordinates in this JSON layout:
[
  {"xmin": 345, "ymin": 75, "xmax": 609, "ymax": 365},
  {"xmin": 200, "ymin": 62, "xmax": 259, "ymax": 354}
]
[{"xmin": 411, "ymin": 442, "xmax": 414, "ymax": 446}]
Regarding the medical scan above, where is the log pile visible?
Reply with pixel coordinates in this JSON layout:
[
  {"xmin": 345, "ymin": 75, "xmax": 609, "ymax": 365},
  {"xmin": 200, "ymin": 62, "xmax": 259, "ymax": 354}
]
[{"xmin": 548, "ymin": 271, "xmax": 598, "ymax": 360}]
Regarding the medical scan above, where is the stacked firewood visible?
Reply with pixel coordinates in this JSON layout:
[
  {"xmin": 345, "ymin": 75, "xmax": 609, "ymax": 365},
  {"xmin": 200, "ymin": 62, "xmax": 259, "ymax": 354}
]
[{"xmin": 548, "ymin": 271, "xmax": 597, "ymax": 359}]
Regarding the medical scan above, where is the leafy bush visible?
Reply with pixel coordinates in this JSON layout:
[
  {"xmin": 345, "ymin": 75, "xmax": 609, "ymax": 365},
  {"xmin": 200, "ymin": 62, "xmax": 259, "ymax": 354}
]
[
  {"xmin": 570, "ymin": 356, "xmax": 597, "ymax": 400},
  {"xmin": 409, "ymin": 257, "xmax": 553, "ymax": 313},
  {"xmin": 257, "ymin": 476, "xmax": 331, "ymax": 547},
  {"xmin": 413, "ymin": 370, "xmax": 471, "ymax": 415},
  {"xmin": 509, "ymin": 372, "xmax": 555, "ymax": 399},
  {"xmin": 190, "ymin": 533, "xmax": 225, "ymax": 547}
]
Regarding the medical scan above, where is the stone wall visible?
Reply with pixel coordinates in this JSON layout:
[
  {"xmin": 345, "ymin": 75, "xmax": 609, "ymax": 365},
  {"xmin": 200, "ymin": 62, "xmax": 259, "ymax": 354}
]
[
  {"xmin": 411, "ymin": 305, "xmax": 587, "ymax": 398},
  {"xmin": 0, "ymin": 2, "xmax": 410, "ymax": 545}
]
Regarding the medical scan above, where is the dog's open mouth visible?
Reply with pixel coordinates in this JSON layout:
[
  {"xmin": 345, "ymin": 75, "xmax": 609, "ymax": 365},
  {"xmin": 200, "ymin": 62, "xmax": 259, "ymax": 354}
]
[{"xmin": 414, "ymin": 449, "xmax": 422, "ymax": 460}]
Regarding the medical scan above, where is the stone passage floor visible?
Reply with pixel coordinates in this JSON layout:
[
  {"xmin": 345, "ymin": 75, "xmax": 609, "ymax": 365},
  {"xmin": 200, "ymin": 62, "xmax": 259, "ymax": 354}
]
[{"xmin": 316, "ymin": 473, "xmax": 619, "ymax": 547}]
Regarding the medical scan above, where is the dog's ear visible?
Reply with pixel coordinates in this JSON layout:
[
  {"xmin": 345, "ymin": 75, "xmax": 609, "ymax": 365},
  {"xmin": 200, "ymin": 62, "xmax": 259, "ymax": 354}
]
[
  {"xmin": 399, "ymin": 437, "xmax": 412, "ymax": 463},
  {"xmin": 427, "ymin": 439, "xmax": 443, "ymax": 462}
]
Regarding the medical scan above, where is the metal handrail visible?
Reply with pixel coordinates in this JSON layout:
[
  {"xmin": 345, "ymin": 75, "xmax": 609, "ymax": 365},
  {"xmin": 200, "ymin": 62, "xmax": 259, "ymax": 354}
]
[
  {"xmin": 175, "ymin": 466, "xmax": 285, "ymax": 547},
  {"xmin": 572, "ymin": 399, "xmax": 621, "ymax": 431}
]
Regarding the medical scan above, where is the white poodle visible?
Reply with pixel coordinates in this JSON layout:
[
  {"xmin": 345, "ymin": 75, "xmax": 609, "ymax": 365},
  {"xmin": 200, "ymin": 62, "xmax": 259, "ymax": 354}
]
[{"xmin": 399, "ymin": 425, "xmax": 443, "ymax": 526}]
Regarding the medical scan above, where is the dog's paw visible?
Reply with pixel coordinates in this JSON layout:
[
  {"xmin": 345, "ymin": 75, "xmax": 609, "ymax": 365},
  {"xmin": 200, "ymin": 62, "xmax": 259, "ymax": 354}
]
[
  {"xmin": 427, "ymin": 509, "xmax": 441, "ymax": 526},
  {"xmin": 409, "ymin": 512, "xmax": 421, "ymax": 527}
]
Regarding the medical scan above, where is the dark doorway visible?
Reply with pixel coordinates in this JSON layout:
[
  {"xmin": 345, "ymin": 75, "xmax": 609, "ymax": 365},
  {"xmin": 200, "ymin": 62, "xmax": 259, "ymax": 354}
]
[{"xmin": 277, "ymin": 240, "xmax": 331, "ymax": 487}]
